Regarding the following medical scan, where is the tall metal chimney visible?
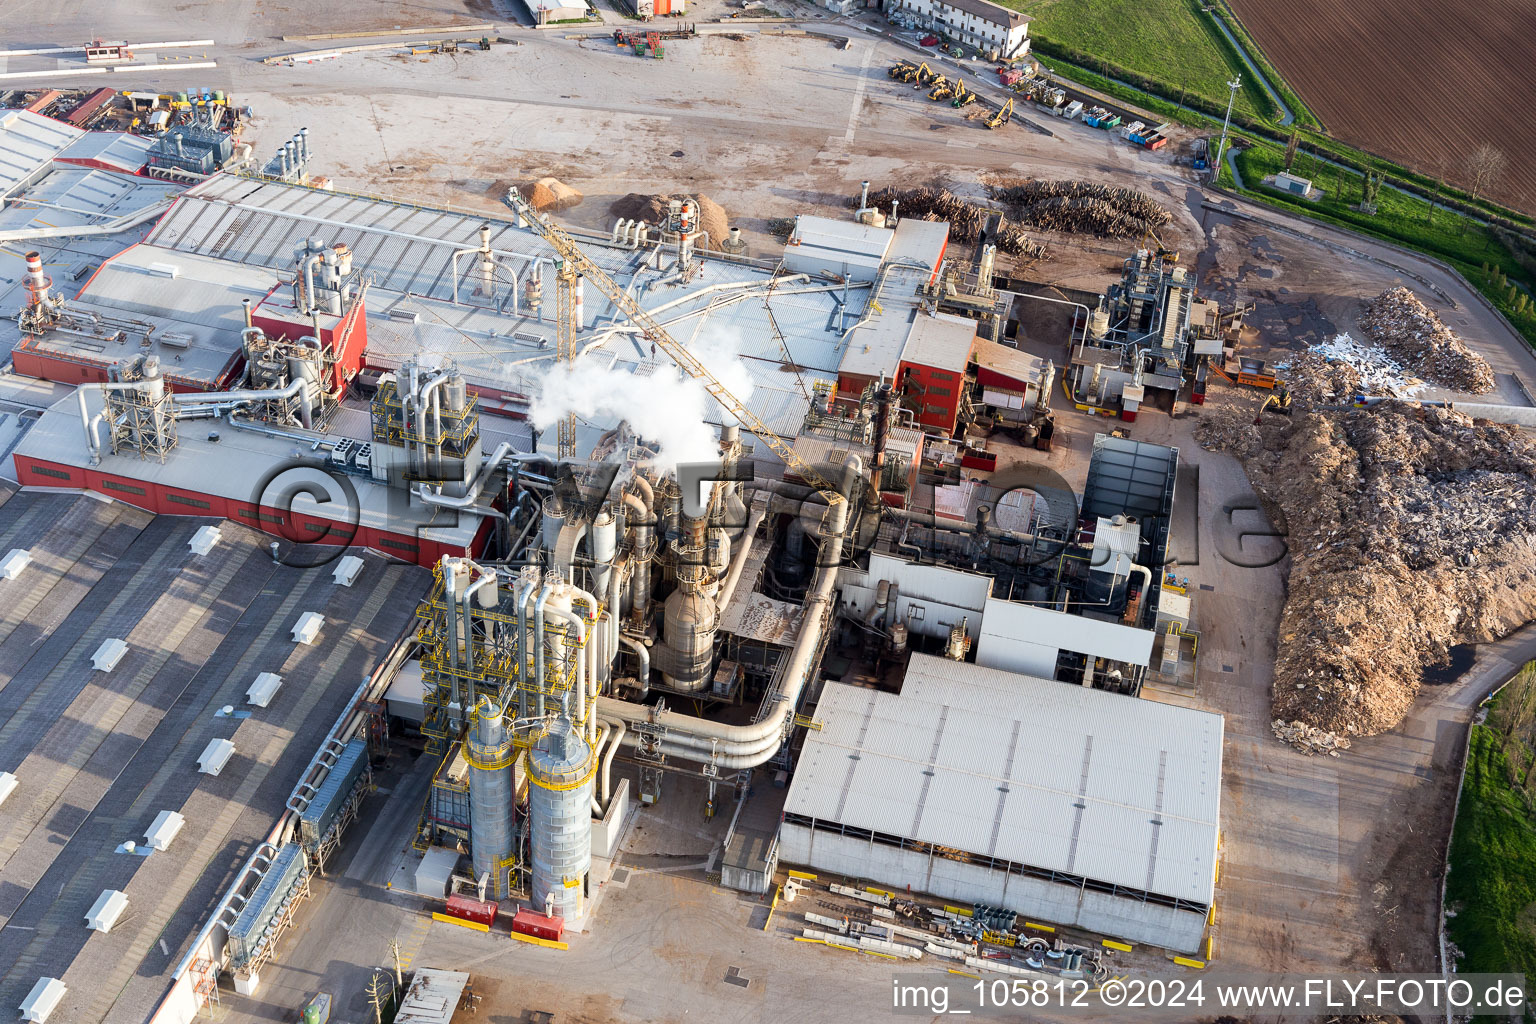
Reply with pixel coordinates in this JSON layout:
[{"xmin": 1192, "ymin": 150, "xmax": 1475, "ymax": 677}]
[
  {"xmin": 23, "ymin": 251, "xmax": 50, "ymax": 307},
  {"xmin": 242, "ymin": 297, "xmax": 253, "ymax": 328},
  {"xmin": 299, "ymin": 127, "xmax": 310, "ymax": 163},
  {"xmin": 573, "ymin": 275, "xmax": 585, "ymax": 332}
]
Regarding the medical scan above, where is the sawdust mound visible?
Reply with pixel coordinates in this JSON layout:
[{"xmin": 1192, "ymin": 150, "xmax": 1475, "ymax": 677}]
[
  {"xmin": 517, "ymin": 177, "xmax": 583, "ymax": 212},
  {"xmin": 609, "ymin": 193, "xmax": 729, "ymax": 247},
  {"xmin": 861, "ymin": 187, "xmax": 1048, "ymax": 261},
  {"xmin": 988, "ymin": 178, "xmax": 1172, "ymax": 238},
  {"xmin": 1358, "ymin": 287, "xmax": 1496, "ymax": 393},
  {"xmin": 1211, "ymin": 403, "xmax": 1536, "ymax": 749}
]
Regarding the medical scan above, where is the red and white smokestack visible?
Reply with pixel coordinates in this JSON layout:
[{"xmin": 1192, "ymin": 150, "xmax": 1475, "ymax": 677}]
[
  {"xmin": 23, "ymin": 252, "xmax": 50, "ymax": 307},
  {"xmin": 574, "ymin": 275, "xmax": 585, "ymax": 332}
]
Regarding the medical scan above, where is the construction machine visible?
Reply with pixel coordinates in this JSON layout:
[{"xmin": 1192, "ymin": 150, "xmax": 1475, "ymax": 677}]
[
  {"xmin": 1253, "ymin": 387, "xmax": 1292, "ymax": 423},
  {"xmin": 1139, "ymin": 227, "xmax": 1179, "ymax": 264},
  {"xmin": 913, "ymin": 62, "xmax": 937, "ymax": 85},
  {"xmin": 928, "ymin": 77, "xmax": 954, "ymax": 101},
  {"xmin": 984, "ymin": 98, "xmax": 1014, "ymax": 129},
  {"xmin": 889, "ymin": 60, "xmax": 916, "ymax": 79},
  {"xmin": 951, "ymin": 82, "xmax": 975, "ymax": 107}
]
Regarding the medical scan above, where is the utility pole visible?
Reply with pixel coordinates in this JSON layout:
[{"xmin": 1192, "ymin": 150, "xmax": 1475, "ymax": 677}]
[{"xmin": 1212, "ymin": 73, "xmax": 1242, "ymax": 183}]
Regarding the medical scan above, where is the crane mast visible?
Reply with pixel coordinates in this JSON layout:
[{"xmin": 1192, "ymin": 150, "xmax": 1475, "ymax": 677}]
[{"xmin": 509, "ymin": 195, "xmax": 847, "ymax": 513}]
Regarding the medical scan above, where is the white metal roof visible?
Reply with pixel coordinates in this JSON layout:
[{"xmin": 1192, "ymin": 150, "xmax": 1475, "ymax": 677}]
[
  {"xmin": 56, "ymin": 132, "xmax": 153, "ymax": 175},
  {"xmin": 786, "ymin": 215, "xmax": 892, "ymax": 269},
  {"xmin": 900, "ymin": 311, "xmax": 975, "ymax": 373},
  {"xmin": 394, "ymin": 968, "xmax": 470, "ymax": 1024},
  {"xmin": 0, "ymin": 110, "xmax": 82, "ymax": 197},
  {"xmin": 977, "ymin": 597, "xmax": 1155, "ymax": 667},
  {"xmin": 785, "ymin": 654, "xmax": 1222, "ymax": 904}
]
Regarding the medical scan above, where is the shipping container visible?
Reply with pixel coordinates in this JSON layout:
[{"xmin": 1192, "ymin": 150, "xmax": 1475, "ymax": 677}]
[
  {"xmin": 512, "ymin": 908, "xmax": 565, "ymax": 941},
  {"xmin": 446, "ymin": 894, "xmax": 499, "ymax": 927}
]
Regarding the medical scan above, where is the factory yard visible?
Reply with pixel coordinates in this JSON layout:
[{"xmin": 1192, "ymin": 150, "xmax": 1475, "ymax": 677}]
[
  {"xmin": 3, "ymin": 1, "xmax": 1536, "ymax": 1021},
  {"xmin": 1227, "ymin": 0, "xmax": 1536, "ymax": 214}
]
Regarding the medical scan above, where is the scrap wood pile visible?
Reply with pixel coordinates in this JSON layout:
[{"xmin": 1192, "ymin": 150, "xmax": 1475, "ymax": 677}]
[
  {"xmin": 1358, "ymin": 287, "xmax": 1496, "ymax": 393},
  {"xmin": 1200, "ymin": 401, "xmax": 1536, "ymax": 752},
  {"xmin": 861, "ymin": 187, "xmax": 1047, "ymax": 261},
  {"xmin": 986, "ymin": 178, "xmax": 1172, "ymax": 238},
  {"xmin": 1280, "ymin": 350, "xmax": 1363, "ymax": 405}
]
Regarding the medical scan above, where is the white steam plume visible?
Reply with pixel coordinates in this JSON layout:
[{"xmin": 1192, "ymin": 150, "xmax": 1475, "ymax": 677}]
[{"xmin": 529, "ymin": 324, "xmax": 756, "ymax": 470}]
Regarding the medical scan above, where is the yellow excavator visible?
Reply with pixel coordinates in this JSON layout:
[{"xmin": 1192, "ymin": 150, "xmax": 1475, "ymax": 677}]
[
  {"xmin": 951, "ymin": 81, "xmax": 975, "ymax": 107},
  {"xmin": 1141, "ymin": 227, "xmax": 1179, "ymax": 264},
  {"xmin": 984, "ymin": 98, "xmax": 1013, "ymax": 129},
  {"xmin": 1253, "ymin": 387, "xmax": 1293, "ymax": 423}
]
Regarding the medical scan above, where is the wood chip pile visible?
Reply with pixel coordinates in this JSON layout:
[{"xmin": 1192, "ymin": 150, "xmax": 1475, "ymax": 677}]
[
  {"xmin": 1358, "ymin": 287, "xmax": 1496, "ymax": 393},
  {"xmin": 1202, "ymin": 402, "xmax": 1536, "ymax": 751},
  {"xmin": 987, "ymin": 179, "xmax": 1172, "ymax": 238},
  {"xmin": 609, "ymin": 193, "xmax": 730, "ymax": 246},
  {"xmin": 861, "ymin": 187, "xmax": 1048, "ymax": 261},
  {"xmin": 517, "ymin": 177, "xmax": 583, "ymax": 211}
]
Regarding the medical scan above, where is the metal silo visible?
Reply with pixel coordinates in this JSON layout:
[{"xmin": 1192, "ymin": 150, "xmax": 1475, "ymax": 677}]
[
  {"xmin": 466, "ymin": 697, "xmax": 515, "ymax": 900},
  {"xmin": 527, "ymin": 717, "xmax": 594, "ymax": 922}
]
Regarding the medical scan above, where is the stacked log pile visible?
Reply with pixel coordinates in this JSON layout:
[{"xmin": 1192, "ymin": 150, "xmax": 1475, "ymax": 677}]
[
  {"xmin": 987, "ymin": 179, "xmax": 1172, "ymax": 238},
  {"xmin": 861, "ymin": 187, "xmax": 1048, "ymax": 261}
]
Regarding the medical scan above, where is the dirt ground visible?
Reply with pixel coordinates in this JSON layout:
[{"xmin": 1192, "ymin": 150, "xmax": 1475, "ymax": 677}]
[{"xmin": 1228, "ymin": 0, "xmax": 1536, "ymax": 215}]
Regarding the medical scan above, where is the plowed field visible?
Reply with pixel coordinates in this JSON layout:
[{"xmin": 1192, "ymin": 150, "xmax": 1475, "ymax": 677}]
[{"xmin": 1228, "ymin": 0, "xmax": 1536, "ymax": 216}]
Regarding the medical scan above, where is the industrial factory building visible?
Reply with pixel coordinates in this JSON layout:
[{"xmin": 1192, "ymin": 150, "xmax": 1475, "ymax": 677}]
[
  {"xmin": 779, "ymin": 654, "xmax": 1222, "ymax": 952},
  {"xmin": 0, "ymin": 115, "xmax": 1234, "ymax": 1024},
  {"xmin": 0, "ymin": 484, "xmax": 425, "ymax": 1022}
]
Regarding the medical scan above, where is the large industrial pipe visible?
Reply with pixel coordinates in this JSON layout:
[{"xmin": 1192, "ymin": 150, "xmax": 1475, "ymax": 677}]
[
  {"xmin": 619, "ymin": 633, "xmax": 650, "ymax": 692},
  {"xmin": 713, "ymin": 504, "xmax": 768, "ymax": 615},
  {"xmin": 543, "ymin": 604, "xmax": 587, "ymax": 723},
  {"xmin": 600, "ymin": 478, "xmax": 851, "ymax": 767}
]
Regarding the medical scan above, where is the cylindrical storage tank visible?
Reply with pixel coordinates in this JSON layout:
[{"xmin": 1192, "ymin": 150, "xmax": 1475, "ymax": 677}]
[
  {"xmin": 445, "ymin": 375, "xmax": 468, "ymax": 414},
  {"xmin": 590, "ymin": 509, "xmax": 616, "ymax": 596},
  {"xmin": 661, "ymin": 585, "xmax": 717, "ymax": 692},
  {"xmin": 466, "ymin": 698, "xmax": 516, "ymax": 899},
  {"xmin": 541, "ymin": 495, "xmax": 569, "ymax": 554},
  {"xmin": 527, "ymin": 718, "xmax": 594, "ymax": 922}
]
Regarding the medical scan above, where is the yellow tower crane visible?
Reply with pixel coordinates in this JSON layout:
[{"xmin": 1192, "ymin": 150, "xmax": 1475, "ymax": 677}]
[
  {"xmin": 554, "ymin": 257, "xmax": 579, "ymax": 459},
  {"xmin": 507, "ymin": 194, "xmax": 848, "ymax": 517}
]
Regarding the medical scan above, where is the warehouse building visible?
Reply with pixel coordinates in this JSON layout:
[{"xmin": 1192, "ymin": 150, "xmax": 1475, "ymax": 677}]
[{"xmin": 779, "ymin": 654, "xmax": 1222, "ymax": 951}]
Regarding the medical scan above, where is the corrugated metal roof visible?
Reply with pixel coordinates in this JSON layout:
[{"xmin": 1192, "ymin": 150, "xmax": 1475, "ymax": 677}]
[
  {"xmin": 55, "ymin": 132, "xmax": 153, "ymax": 174},
  {"xmin": 785, "ymin": 653, "xmax": 1222, "ymax": 904},
  {"xmin": 0, "ymin": 110, "xmax": 83, "ymax": 197},
  {"xmin": 786, "ymin": 215, "xmax": 892, "ymax": 265},
  {"xmin": 973, "ymin": 337, "xmax": 1045, "ymax": 387},
  {"xmin": 900, "ymin": 311, "xmax": 974, "ymax": 373}
]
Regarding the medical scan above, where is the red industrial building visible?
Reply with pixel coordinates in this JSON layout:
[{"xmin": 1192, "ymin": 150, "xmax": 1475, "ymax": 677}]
[{"xmin": 895, "ymin": 312, "xmax": 977, "ymax": 434}]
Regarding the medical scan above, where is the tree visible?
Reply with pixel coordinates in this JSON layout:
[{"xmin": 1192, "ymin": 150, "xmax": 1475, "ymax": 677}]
[
  {"xmin": 1468, "ymin": 143, "xmax": 1507, "ymax": 201},
  {"xmin": 1284, "ymin": 129, "xmax": 1299, "ymax": 172}
]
